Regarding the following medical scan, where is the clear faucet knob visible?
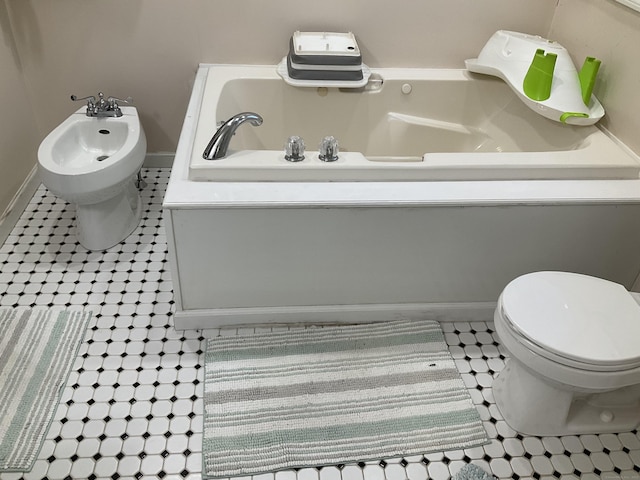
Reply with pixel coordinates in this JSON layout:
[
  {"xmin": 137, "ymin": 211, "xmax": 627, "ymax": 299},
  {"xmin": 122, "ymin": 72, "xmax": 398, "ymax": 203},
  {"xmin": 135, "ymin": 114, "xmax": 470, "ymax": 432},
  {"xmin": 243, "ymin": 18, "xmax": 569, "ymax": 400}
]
[
  {"xmin": 285, "ymin": 135, "xmax": 305, "ymax": 162},
  {"xmin": 319, "ymin": 136, "xmax": 339, "ymax": 162}
]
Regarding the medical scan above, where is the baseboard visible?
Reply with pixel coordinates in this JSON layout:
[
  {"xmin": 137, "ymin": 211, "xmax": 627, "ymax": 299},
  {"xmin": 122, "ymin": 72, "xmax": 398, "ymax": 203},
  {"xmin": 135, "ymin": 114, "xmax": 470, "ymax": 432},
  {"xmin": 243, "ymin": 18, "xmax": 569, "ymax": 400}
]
[
  {"xmin": 174, "ymin": 302, "xmax": 497, "ymax": 334},
  {"xmin": 143, "ymin": 152, "xmax": 174, "ymax": 168},
  {"xmin": 0, "ymin": 165, "xmax": 40, "ymax": 245}
]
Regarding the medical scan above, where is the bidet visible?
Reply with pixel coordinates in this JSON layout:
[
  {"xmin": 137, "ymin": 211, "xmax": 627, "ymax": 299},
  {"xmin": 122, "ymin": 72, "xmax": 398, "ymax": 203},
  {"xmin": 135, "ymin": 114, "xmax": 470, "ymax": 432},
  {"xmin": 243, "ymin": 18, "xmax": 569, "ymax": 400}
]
[{"xmin": 38, "ymin": 104, "xmax": 147, "ymax": 250}]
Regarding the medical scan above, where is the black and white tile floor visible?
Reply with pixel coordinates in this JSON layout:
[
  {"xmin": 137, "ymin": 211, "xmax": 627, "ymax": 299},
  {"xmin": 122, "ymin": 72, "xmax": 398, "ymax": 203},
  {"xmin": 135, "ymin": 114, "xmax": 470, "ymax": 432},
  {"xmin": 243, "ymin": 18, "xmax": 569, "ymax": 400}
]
[{"xmin": 0, "ymin": 167, "xmax": 638, "ymax": 480}]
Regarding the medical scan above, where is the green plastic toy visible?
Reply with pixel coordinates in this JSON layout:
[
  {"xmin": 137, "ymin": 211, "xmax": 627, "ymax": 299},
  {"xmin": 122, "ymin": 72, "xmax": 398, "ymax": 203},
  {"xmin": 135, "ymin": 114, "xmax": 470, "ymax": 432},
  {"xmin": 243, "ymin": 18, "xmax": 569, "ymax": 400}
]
[
  {"xmin": 579, "ymin": 57, "xmax": 601, "ymax": 106},
  {"xmin": 523, "ymin": 48, "xmax": 557, "ymax": 101}
]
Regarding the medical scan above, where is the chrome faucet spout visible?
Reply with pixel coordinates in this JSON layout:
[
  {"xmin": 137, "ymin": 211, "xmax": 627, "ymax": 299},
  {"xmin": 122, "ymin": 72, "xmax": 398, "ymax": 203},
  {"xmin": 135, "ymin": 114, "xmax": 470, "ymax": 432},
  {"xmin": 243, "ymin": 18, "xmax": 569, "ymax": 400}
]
[{"xmin": 203, "ymin": 112, "xmax": 263, "ymax": 160}]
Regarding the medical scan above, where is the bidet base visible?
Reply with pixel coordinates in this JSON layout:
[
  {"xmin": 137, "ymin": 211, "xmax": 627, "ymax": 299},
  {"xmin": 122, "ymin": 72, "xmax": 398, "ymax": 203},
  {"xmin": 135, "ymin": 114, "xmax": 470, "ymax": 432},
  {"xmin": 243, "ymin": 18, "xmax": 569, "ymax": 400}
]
[{"xmin": 75, "ymin": 180, "xmax": 142, "ymax": 251}]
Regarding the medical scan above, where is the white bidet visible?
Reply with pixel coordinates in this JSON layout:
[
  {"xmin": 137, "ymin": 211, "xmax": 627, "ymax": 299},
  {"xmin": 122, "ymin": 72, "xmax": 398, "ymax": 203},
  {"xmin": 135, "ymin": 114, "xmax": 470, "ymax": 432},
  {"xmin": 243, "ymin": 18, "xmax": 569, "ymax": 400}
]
[{"xmin": 38, "ymin": 106, "xmax": 147, "ymax": 251}]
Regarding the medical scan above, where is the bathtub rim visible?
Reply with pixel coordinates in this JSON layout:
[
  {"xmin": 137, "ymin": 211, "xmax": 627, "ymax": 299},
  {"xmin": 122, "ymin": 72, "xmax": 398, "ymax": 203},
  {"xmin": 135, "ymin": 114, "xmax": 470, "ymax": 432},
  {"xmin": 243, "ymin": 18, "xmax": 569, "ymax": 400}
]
[{"xmin": 163, "ymin": 63, "xmax": 640, "ymax": 209}]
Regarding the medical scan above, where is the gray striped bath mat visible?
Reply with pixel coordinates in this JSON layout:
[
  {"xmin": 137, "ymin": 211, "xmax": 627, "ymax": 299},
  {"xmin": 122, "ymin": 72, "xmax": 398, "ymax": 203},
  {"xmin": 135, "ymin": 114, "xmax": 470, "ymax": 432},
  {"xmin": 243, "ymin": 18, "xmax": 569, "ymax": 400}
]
[
  {"xmin": 0, "ymin": 308, "xmax": 90, "ymax": 472},
  {"xmin": 203, "ymin": 320, "xmax": 488, "ymax": 478}
]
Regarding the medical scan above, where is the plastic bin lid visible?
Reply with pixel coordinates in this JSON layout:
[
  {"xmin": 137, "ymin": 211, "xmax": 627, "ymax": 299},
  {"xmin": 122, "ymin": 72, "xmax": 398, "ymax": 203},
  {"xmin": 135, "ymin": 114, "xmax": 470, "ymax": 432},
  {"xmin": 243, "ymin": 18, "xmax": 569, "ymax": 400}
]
[
  {"xmin": 292, "ymin": 31, "xmax": 360, "ymax": 56},
  {"xmin": 289, "ymin": 32, "xmax": 362, "ymax": 66}
]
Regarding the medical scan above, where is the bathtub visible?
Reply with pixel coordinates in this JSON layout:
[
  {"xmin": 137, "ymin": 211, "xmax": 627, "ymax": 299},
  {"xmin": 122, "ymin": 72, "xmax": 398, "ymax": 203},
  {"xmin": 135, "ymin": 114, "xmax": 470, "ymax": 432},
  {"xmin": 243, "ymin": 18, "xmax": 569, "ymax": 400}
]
[
  {"xmin": 189, "ymin": 65, "xmax": 638, "ymax": 182},
  {"xmin": 164, "ymin": 64, "xmax": 640, "ymax": 331}
]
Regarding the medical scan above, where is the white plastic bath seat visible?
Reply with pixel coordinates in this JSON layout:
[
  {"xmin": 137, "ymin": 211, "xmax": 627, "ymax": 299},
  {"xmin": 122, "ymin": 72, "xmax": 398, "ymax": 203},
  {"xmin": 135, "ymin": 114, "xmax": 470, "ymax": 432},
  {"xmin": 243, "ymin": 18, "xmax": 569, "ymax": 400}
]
[
  {"xmin": 465, "ymin": 30, "xmax": 605, "ymax": 126},
  {"xmin": 493, "ymin": 271, "xmax": 640, "ymax": 436},
  {"xmin": 38, "ymin": 106, "xmax": 147, "ymax": 251}
]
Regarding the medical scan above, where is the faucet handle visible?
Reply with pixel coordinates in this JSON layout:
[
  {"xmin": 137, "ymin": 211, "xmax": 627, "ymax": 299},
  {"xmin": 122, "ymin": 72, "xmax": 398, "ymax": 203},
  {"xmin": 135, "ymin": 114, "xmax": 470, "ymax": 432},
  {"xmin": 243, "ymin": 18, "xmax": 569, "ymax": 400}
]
[
  {"xmin": 107, "ymin": 95, "xmax": 133, "ymax": 106},
  {"xmin": 319, "ymin": 135, "xmax": 339, "ymax": 162},
  {"xmin": 70, "ymin": 94, "xmax": 96, "ymax": 104}
]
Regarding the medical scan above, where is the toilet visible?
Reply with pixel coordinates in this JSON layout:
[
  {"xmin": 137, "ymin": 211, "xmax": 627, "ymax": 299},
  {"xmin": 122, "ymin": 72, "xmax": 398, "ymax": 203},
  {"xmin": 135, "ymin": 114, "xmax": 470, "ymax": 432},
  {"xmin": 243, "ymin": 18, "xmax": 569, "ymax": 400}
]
[
  {"xmin": 493, "ymin": 271, "xmax": 640, "ymax": 436},
  {"xmin": 37, "ymin": 106, "xmax": 147, "ymax": 251}
]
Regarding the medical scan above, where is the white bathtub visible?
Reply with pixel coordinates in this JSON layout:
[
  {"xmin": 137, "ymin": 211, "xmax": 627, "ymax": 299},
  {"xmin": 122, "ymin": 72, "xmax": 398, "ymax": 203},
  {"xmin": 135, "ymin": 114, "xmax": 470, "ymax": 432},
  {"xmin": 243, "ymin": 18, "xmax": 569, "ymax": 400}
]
[
  {"xmin": 189, "ymin": 65, "xmax": 639, "ymax": 182},
  {"xmin": 164, "ymin": 64, "xmax": 640, "ymax": 331}
]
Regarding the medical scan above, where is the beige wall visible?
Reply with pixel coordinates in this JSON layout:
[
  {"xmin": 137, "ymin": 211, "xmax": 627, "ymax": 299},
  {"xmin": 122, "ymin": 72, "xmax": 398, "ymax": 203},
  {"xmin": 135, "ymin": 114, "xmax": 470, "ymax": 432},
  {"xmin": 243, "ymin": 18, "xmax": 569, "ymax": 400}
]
[
  {"xmin": 550, "ymin": 0, "xmax": 640, "ymax": 154},
  {"xmin": 6, "ymin": 0, "xmax": 556, "ymax": 154},
  {"xmin": 0, "ymin": 1, "xmax": 40, "ymax": 219}
]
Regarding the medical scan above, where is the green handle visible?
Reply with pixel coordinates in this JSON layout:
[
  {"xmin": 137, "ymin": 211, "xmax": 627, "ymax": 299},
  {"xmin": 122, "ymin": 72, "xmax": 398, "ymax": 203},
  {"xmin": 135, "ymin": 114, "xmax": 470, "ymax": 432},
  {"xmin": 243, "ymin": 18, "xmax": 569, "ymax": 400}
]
[
  {"xmin": 578, "ymin": 56, "xmax": 601, "ymax": 106},
  {"xmin": 560, "ymin": 112, "xmax": 589, "ymax": 123},
  {"xmin": 523, "ymin": 49, "xmax": 557, "ymax": 101}
]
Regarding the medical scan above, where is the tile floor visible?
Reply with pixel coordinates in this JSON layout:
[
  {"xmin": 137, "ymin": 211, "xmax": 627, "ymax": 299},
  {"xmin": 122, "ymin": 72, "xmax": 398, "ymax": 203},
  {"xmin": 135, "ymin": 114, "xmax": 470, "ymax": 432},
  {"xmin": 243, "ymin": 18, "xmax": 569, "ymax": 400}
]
[{"xmin": 0, "ymin": 167, "xmax": 639, "ymax": 480}]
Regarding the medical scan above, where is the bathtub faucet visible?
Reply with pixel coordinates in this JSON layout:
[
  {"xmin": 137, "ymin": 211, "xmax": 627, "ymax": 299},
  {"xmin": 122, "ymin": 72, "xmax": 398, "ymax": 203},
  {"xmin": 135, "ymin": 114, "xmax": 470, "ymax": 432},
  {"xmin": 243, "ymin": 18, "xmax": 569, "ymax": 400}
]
[{"xmin": 203, "ymin": 112, "xmax": 263, "ymax": 160}]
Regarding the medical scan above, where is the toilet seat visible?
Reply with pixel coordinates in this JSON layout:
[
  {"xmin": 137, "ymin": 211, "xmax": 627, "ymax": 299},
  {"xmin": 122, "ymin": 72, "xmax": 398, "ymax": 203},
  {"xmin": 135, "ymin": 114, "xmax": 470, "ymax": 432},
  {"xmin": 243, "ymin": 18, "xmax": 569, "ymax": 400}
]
[{"xmin": 500, "ymin": 271, "xmax": 640, "ymax": 371}]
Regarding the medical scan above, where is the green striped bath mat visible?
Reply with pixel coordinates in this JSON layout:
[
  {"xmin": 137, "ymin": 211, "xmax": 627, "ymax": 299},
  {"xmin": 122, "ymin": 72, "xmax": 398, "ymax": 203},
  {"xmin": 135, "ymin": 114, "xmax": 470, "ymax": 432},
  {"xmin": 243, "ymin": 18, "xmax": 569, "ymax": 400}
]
[
  {"xmin": 0, "ymin": 308, "xmax": 90, "ymax": 472},
  {"xmin": 203, "ymin": 320, "xmax": 488, "ymax": 478}
]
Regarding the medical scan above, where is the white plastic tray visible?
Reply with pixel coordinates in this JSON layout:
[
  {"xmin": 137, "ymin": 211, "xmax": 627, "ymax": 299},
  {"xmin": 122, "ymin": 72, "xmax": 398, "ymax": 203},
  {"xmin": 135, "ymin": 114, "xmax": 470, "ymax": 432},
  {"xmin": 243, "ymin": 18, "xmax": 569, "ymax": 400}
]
[{"xmin": 291, "ymin": 31, "xmax": 361, "ymax": 58}]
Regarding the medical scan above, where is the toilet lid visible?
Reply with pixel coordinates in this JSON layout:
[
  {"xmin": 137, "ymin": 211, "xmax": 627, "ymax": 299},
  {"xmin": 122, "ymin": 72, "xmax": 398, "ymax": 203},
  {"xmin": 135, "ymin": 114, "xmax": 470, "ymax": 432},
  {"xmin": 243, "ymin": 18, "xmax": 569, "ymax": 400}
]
[{"xmin": 501, "ymin": 271, "xmax": 640, "ymax": 369}]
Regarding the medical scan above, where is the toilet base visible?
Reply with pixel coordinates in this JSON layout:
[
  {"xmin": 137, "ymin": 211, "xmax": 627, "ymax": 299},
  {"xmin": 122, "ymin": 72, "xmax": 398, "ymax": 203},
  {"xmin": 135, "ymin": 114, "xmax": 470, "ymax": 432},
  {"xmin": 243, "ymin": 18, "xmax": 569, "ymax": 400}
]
[
  {"xmin": 76, "ymin": 180, "xmax": 142, "ymax": 251},
  {"xmin": 494, "ymin": 359, "xmax": 640, "ymax": 436}
]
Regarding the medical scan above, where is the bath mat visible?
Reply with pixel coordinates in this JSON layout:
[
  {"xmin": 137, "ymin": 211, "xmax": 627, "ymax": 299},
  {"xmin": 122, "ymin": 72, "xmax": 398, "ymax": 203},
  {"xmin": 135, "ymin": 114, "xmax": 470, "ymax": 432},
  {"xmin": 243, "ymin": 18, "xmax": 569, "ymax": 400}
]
[
  {"xmin": 0, "ymin": 308, "xmax": 90, "ymax": 472},
  {"xmin": 453, "ymin": 464, "xmax": 496, "ymax": 480},
  {"xmin": 203, "ymin": 319, "xmax": 488, "ymax": 478}
]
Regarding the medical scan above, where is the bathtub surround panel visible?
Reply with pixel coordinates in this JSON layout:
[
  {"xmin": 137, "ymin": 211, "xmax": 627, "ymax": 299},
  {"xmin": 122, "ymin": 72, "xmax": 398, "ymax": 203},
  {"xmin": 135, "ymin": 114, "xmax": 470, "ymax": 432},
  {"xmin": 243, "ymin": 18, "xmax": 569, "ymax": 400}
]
[
  {"xmin": 167, "ymin": 203, "xmax": 640, "ymax": 329},
  {"xmin": 203, "ymin": 320, "xmax": 488, "ymax": 478}
]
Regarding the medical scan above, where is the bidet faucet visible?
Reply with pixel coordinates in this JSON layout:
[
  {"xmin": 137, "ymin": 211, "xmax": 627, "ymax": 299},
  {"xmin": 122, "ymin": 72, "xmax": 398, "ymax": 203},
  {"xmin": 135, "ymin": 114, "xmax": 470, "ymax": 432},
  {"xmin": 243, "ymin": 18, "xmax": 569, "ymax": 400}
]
[
  {"xmin": 71, "ymin": 92, "xmax": 133, "ymax": 118},
  {"xmin": 203, "ymin": 112, "xmax": 263, "ymax": 160}
]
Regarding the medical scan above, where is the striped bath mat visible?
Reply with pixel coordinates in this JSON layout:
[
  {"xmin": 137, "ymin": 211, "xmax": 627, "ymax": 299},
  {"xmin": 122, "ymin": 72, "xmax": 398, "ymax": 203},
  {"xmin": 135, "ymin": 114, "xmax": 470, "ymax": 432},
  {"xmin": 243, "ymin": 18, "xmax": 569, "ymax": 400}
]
[
  {"xmin": 203, "ymin": 320, "xmax": 488, "ymax": 478},
  {"xmin": 0, "ymin": 308, "xmax": 90, "ymax": 471}
]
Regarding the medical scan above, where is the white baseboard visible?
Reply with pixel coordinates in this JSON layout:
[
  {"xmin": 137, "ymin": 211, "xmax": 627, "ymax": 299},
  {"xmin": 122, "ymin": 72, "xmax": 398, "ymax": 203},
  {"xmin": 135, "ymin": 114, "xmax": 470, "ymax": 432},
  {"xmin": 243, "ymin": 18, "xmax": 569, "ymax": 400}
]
[
  {"xmin": 143, "ymin": 153, "xmax": 174, "ymax": 168},
  {"xmin": 174, "ymin": 302, "xmax": 497, "ymax": 334},
  {"xmin": 0, "ymin": 165, "xmax": 40, "ymax": 243}
]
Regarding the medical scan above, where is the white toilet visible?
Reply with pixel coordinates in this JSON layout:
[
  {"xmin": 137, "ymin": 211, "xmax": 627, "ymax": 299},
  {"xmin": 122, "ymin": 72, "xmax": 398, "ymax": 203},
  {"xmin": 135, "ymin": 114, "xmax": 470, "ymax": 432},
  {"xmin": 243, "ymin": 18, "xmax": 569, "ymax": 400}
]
[
  {"xmin": 38, "ymin": 106, "xmax": 147, "ymax": 251},
  {"xmin": 493, "ymin": 271, "xmax": 640, "ymax": 436}
]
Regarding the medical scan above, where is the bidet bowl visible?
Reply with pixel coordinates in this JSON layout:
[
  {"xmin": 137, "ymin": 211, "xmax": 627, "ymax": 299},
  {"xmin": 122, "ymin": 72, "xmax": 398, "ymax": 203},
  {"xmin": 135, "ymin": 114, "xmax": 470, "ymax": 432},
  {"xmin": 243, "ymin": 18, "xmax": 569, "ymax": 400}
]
[{"xmin": 38, "ymin": 106, "xmax": 146, "ymax": 204}]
